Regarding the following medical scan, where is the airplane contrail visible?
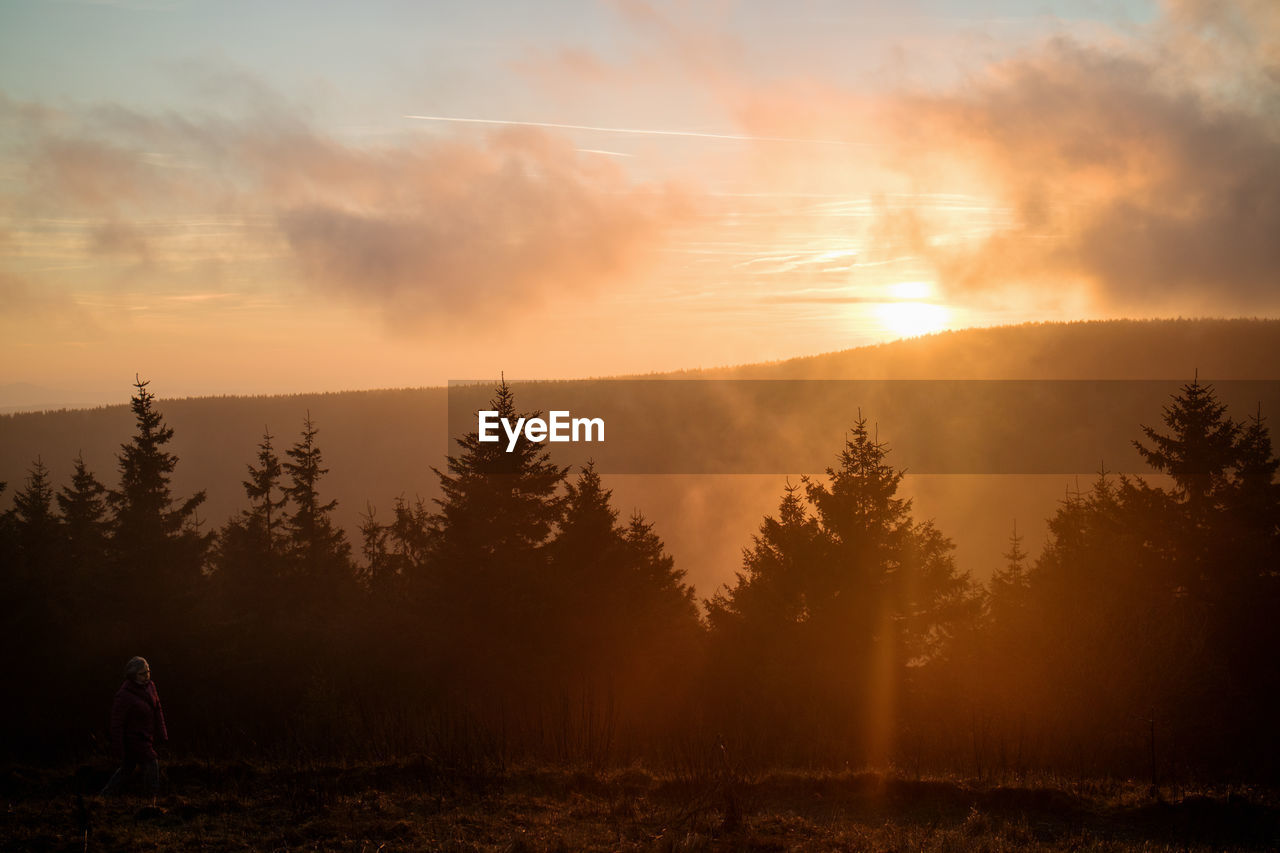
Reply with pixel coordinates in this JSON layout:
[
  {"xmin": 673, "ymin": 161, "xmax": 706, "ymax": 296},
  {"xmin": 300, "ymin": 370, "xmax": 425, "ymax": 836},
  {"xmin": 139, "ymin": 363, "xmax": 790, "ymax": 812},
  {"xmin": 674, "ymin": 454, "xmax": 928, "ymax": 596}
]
[{"xmin": 403, "ymin": 114, "xmax": 864, "ymax": 145}]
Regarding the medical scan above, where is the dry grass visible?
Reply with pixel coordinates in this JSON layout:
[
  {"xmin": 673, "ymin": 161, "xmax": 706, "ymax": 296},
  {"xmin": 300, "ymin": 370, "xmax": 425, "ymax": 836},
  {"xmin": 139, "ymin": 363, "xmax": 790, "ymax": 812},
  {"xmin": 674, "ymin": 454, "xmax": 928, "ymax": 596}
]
[{"xmin": 2, "ymin": 761, "xmax": 1276, "ymax": 851}]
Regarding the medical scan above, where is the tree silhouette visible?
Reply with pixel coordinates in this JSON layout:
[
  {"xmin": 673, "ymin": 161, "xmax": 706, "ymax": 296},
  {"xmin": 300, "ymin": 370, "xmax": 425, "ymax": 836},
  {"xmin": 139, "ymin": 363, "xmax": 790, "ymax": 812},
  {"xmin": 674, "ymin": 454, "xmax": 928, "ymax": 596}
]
[
  {"xmin": 106, "ymin": 377, "xmax": 208, "ymax": 648},
  {"xmin": 546, "ymin": 464, "xmax": 701, "ymax": 711},
  {"xmin": 1227, "ymin": 406, "xmax": 1280, "ymax": 537},
  {"xmin": 281, "ymin": 414, "xmax": 353, "ymax": 607},
  {"xmin": 13, "ymin": 457, "xmax": 58, "ymax": 575},
  {"xmin": 212, "ymin": 428, "xmax": 291, "ymax": 662},
  {"xmin": 987, "ymin": 521, "xmax": 1032, "ymax": 626},
  {"xmin": 432, "ymin": 380, "xmax": 566, "ymax": 562},
  {"xmin": 110, "ymin": 378, "xmax": 206, "ymax": 550},
  {"xmin": 57, "ymin": 453, "xmax": 109, "ymax": 582},
  {"xmin": 708, "ymin": 414, "xmax": 973, "ymax": 764},
  {"xmin": 1134, "ymin": 378, "xmax": 1240, "ymax": 515},
  {"xmin": 426, "ymin": 379, "xmax": 567, "ymax": 689},
  {"xmin": 6, "ymin": 460, "xmax": 62, "ymax": 663},
  {"xmin": 988, "ymin": 381, "xmax": 1280, "ymax": 777},
  {"xmin": 358, "ymin": 495, "xmax": 434, "ymax": 602},
  {"xmin": 243, "ymin": 429, "xmax": 287, "ymax": 554}
]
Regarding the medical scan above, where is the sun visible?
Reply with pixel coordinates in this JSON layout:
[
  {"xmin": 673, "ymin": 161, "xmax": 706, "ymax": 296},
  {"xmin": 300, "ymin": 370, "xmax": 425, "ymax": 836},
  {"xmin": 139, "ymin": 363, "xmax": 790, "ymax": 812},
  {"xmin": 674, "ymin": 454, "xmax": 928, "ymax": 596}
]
[{"xmin": 874, "ymin": 282, "xmax": 951, "ymax": 338}]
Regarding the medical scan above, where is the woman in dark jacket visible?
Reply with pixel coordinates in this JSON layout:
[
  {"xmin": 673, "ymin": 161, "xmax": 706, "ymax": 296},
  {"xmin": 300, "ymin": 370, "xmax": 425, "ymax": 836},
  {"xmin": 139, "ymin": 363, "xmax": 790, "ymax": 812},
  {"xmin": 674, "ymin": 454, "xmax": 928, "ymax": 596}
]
[{"xmin": 100, "ymin": 656, "xmax": 167, "ymax": 797}]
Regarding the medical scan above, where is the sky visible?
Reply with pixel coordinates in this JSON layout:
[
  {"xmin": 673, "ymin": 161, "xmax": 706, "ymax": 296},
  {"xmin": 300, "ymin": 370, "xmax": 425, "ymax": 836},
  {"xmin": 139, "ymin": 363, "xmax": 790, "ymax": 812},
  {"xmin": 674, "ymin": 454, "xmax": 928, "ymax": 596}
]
[{"xmin": 1, "ymin": 0, "xmax": 1277, "ymax": 407}]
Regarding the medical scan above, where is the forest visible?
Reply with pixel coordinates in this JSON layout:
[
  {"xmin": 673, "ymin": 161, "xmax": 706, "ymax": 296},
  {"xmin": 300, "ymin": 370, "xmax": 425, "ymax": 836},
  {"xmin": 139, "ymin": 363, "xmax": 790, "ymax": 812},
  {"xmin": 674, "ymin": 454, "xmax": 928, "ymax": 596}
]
[{"xmin": 3, "ymin": 368, "xmax": 1278, "ymax": 792}]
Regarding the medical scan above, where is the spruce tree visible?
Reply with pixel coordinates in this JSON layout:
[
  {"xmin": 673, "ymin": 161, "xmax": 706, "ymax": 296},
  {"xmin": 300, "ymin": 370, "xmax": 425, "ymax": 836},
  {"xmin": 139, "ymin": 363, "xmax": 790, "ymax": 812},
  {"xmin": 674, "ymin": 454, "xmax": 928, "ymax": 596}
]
[
  {"xmin": 360, "ymin": 494, "xmax": 434, "ymax": 597},
  {"xmin": 982, "ymin": 521, "xmax": 1034, "ymax": 662},
  {"xmin": 281, "ymin": 414, "xmax": 352, "ymax": 602},
  {"xmin": 214, "ymin": 429, "xmax": 289, "ymax": 621},
  {"xmin": 58, "ymin": 453, "xmax": 109, "ymax": 570},
  {"xmin": 1133, "ymin": 378, "xmax": 1240, "ymax": 514},
  {"xmin": 621, "ymin": 509, "xmax": 699, "ymax": 629},
  {"xmin": 802, "ymin": 415, "xmax": 970, "ymax": 664},
  {"xmin": 1228, "ymin": 406, "xmax": 1280, "ymax": 536},
  {"xmin": 426, "ymin": 379, "xmax": 567, "ymax": 687},
  {"xmin": 7, "ymin": 459, "xmax": 62, "ymax": 643},
  {"xmin": 705, "ymin": 480, "xmax": 822, "ymax": 635},
  {"xmin": 548, "ymin": 464, "xmax": 699, "ymax": 682},
  {"xmin": 708, "ymin": 415, "xmax": 972, "ymax": 763},
  {"xmin": 432, "ymin": 380, "xmax": 566, "ymax": 563},
  {"xmin": 56, "ymin": 454, "xmax": 110, "ymax": 623},
  {"xmin": 243, "ymin": 429, "xmax": 286, "ymax": 552},
  {"xmin": 107, "ymin": 376, "xmax": 208, "ymax": 624},
  {"xmin": 13, "ymin": 457, "xmax": 58, "ymax": 573}
]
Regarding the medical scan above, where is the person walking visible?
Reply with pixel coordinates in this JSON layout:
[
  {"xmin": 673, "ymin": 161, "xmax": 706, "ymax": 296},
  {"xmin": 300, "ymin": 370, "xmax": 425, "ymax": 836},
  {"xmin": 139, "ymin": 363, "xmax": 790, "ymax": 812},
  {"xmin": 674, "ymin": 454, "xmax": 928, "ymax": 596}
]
[{"xmin": 100, "ymin": 656, "xmax": 167, "ymax": 799}]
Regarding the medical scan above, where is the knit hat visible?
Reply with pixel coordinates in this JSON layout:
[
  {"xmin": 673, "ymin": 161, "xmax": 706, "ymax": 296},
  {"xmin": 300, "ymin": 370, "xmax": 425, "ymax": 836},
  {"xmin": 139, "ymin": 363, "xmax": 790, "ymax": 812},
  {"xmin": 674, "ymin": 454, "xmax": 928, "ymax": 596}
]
[{"xmin": 124, "ymin": 656, "xmax": 150, "ymax": 677}]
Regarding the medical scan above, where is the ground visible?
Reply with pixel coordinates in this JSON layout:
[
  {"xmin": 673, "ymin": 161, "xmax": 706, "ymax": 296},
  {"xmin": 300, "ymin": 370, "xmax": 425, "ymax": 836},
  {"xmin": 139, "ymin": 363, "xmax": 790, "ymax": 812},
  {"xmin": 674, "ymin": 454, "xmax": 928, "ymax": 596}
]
[{"xmin": 3, "ymin": 762, "xmax": 1277, "ymax": 851}]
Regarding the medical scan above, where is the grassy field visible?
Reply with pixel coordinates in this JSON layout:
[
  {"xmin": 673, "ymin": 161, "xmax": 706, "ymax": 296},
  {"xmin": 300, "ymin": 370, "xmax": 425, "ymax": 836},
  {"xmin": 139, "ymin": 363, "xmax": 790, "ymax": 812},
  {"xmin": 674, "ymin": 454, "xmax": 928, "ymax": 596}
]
[{"xmin": 3, "ymin": 761, "xmax": 1277, "ymax": 851}]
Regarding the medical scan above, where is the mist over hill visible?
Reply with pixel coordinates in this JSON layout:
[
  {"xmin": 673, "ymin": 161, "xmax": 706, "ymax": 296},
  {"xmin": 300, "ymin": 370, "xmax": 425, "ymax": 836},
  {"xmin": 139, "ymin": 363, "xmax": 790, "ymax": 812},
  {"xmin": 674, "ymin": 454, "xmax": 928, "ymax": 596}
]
[{"xmin": 4, "ymin": 318, "xmax": 1278, "ymax": 595}]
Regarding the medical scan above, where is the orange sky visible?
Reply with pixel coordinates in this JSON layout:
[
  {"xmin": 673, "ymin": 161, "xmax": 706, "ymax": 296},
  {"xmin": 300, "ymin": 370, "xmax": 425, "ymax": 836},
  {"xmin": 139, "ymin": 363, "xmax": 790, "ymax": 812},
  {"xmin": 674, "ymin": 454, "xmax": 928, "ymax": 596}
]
[{"xmin": 2, "ymin": 0, "xmax": 1277, "ymax": 408}]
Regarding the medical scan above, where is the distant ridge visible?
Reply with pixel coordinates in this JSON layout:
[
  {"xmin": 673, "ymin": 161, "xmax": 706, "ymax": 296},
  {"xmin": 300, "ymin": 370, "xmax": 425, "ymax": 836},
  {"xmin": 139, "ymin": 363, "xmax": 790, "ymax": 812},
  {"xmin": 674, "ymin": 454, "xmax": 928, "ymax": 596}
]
[
  {"xmin": 6, "ymin": 319, "xmax": 1277, "ymax": 418},
  {"xmin": 688, "ymin": 318, "xmax": 1280, "ymax": 380},
  {"xmin": 4, "ymin": 317, "xmax": 1278, "ymax": 500},
  {"xmin": 3, "ymin": 318, "xmax": 1278, "ymax": 594}
]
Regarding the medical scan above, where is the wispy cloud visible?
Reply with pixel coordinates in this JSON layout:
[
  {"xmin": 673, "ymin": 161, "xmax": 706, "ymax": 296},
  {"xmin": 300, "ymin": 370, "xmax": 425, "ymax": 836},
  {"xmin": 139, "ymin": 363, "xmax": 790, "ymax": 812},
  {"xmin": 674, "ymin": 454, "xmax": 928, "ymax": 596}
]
[
  {"xmin": 0, "ymin": 95, "xmax": 687, "ymax": 330},
  {"xmin": 403, "ymin": 114, "xmax": 863, "ymax": 146}
]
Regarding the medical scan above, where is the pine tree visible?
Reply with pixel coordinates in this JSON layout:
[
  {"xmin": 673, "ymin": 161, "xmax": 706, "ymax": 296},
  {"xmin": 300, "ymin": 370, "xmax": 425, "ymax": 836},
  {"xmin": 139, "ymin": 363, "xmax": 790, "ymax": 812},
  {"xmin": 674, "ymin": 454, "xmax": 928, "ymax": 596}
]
[
  {"xmin": 432, "ymin": 380, "xmax": 566, "ymax": 563},
  {"xmin": 1228, "ymin": 406, "xmax": 1280, "ymax": 537},
  {"xmin": 352, "ymin": 494, "xmax": 436, "ymax": 710},
  {"xmin": 213, "ymin": 429, "xmax": 290, "ymax": 620},
  {"xmin": 1022, "ymin": 467, "xmax": 1212, "ymax": 773},
  {"xmin": 13, "ymin": 457, "xmax": 59, "ymax": 571},
  {"xmin": 706, "ymin": 480, "xmax": 822, "ymax": 634},
  {"xmin": 56, "ymin": 453, "xmax": 110, "ymax": 618},
  {"xmin": 108, "ymin": 376, "xmax": 208, "ymax": 620},
  {"xmin": 389, "ymin": 495, "xmax": 435, "ymax": 572},
  {"xmin": 1133, "ymin": 378, "xmax": 1240, "ymax": 514},
  {"xmin": 360, "ymin": 494, "xmax": 435, "ymax": 595},
  {"xmin": 243, "ymin": 428, "xmax": 286, "ymax": 552},
  {"xmin": 621, "ymin": 509, "xmax": 699, "ymax": 628},
  {"xmin": 58, "ymin": 453, "xmax": 109, "ymax": 566},
  {"xmin": 548, "ymin": 464, "xmax": 699, "ymax": 680},
  {"xmin": 358, "ymin": 505, "xmax": 393, "ymax": 594},
  {"xmin": 986, "ymin": 521, "xmax": 1033, "ymax": 631},
  {"xmin": 6, "ymin": 459, "xmax": 62, "ymax": 640},
  {"xmin": 707, "ymin": 415, "xmax": 973, "ymax": 763},
  {"xmin": 111, "ymin": 378, "xmax": 205, "ymax": 541},
  {"xmin": 426, "ymin": 379, "xmax": 567, "ymax": 686},
  {"xmin": 802, "ymin": 415, "xmax": 969, "ymax": 663},
  {"xmin": 1207, "ymin": 404, "xmax": 1280, "ymax": 762},
  {"xmin": 544, "ymin": 463, "xmax": 620, "ymax": 670},
  {"xmin": 281, "ymin": 414, "xmax": 352, "ymax": 600}
]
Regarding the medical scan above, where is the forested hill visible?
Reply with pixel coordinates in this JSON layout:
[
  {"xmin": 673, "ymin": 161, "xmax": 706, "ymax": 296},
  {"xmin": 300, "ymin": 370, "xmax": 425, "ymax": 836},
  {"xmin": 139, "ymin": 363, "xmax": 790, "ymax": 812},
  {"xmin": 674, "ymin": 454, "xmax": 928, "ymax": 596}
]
[
  {"xmin": 3, "ymin": 318, "xmax": 1278, "ymax": 595},
  {"xmin": 693, "ymin": 317, "xmax": 1280, "ymax": 379}
]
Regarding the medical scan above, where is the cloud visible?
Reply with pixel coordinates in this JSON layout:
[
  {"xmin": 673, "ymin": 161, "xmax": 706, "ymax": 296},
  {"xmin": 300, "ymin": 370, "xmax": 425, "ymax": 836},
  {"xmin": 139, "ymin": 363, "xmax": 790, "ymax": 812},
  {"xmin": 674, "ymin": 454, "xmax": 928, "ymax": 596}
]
[
  {"xmin": 277, "ymin": 128, "xmax": 678, "ymax": 328},
  {"xmin": 883, "ymin": 0, "xmax": 1280, "ymax": 313},
  {"xmin": 7, "ymin": 0, "xmax": 1276, "ymax": 333},
  {"xmin": 0, "ymin": 93, "xmax": 682, "ymax": 329}
]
